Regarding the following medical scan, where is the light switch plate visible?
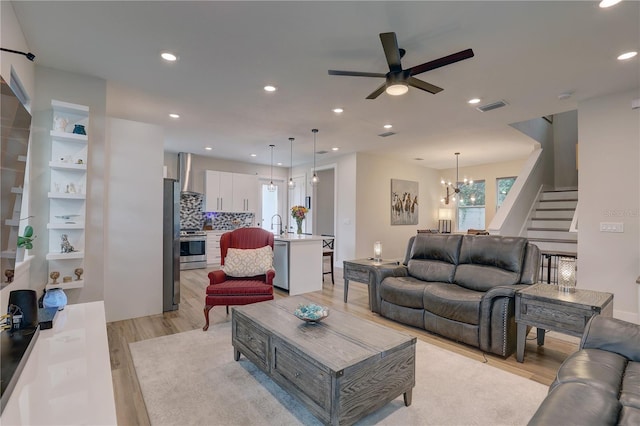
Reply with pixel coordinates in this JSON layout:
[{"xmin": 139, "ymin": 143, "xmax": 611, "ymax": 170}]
[{"xmin": 600, "ymin": 222, "xmax": 624, "ymax": 233}]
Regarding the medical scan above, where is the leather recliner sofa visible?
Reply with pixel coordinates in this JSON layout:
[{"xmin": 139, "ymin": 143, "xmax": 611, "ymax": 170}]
[
  {"xmin": 529, "ymin": 315, "xmax": 640, "ymax": 425},
  {"xmin": 371, "ymin": 233, "xmax": 540, "ymax": 357}
]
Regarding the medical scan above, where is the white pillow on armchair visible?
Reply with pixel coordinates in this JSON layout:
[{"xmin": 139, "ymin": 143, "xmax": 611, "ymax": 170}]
[{"xmin": 222, "ymin": 246, "xmax": 273, "ymax": 277}]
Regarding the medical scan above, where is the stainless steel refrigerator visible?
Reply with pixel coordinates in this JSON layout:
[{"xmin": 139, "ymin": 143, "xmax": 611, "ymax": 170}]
[{"xmin": 163, "ymin": 178, "xmax": 180, "ymax": 311}]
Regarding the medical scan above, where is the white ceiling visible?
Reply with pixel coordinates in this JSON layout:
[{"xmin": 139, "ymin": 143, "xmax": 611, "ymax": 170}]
[{"xmin": 11, "ymin": 1, "xmax": 640, "ymax": 170}]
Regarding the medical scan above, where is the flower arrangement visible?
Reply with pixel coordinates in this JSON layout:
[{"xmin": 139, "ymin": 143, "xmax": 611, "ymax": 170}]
[
  {"xmin": 291, "ymin": 205, "xmax": 308, "ymax": 220},
  {"xmin": 291, "ymin": 205, "xmax": 309, "ymax": 234}
]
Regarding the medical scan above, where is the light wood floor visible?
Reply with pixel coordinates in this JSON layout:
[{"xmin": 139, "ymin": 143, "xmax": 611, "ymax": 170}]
[{"xmin": 107, "ymin": 266, "xmax": 576, "ymax": 425}]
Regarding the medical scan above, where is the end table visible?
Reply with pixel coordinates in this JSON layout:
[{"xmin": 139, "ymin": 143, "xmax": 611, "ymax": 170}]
[
  {"xmin": 515, "ymin": 283, "xmax": 613, "ymax": 362},
  {"xmin": 342, "ymin": 258, "xmax": 399, "ymax": 309}
]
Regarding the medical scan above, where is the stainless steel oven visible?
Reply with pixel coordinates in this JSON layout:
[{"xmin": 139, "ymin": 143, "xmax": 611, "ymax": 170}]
[{"xmin": 179, "ymin": 230, "xmax": 206, "ymax": 270}]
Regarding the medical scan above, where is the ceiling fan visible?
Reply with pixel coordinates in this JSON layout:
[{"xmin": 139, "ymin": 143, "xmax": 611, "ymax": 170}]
[{"xmin": 328, "ymin": 32, "xmax": 474, "ymax": 99}]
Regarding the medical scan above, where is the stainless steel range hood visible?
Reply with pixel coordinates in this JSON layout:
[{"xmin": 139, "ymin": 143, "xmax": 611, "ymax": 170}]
[{"xmin": 178, "ymin": 152, "xmax": 197, "ymax": 193}]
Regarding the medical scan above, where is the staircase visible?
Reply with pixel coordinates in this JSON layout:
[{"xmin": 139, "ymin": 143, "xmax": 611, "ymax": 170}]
[{"xmin": 527, "ymin": 189, "xmax": 578, "ymax": 282}]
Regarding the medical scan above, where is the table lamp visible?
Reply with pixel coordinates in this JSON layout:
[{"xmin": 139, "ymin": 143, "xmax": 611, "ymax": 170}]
[
  {"xmin": 373, "ymin": 241, "xmax": 382, "ymax": 262},
  {"xmin": 438, "ymin": 208, "xmax": 452, "ymax": 233}
]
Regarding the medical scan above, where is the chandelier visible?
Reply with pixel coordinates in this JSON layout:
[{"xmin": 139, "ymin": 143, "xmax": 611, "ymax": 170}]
[{"xmin": 440, "ymin": 152, "xmax": 473, "ymax": 204}]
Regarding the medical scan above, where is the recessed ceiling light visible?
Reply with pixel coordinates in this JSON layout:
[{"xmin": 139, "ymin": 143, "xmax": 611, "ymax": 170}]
[
  {"xmin": 332, "ymin": 147, "xmax": 339, "ymax": 151},
  {"xmin": 617, "ymin": 51, "xmax": 638, "ymax": 60},
  {"xmin": 169, "ymin": 113, "xmax": 180, "ymax": 119},
  {"xmin": 468, "ymin": 98, "xmax": 481, "ymax": 104},
  {"xmin": 250, "ymin": 153, "xmax": 257, "ymax": 157},
  {"xmin": 264, "ymin": 85, "xmax": 277, "ymax": 92},
  {"xmin": 599, "ymin": 0, "xmax": 622, "ymax": 8},
  {"xmin": 205, "ymin": 147, "xmax": 212, "ymax": 151},
  {"xmin": 383, "ymin": 124, "xmax": 393, "ymax": 129},
  {"xmin": 277, "ymin": 162, "xmax": 283, "ymax": 166},
  {"xmin": 161, "ymin": 52, "xmax": 178, "ymax": 62},
  {"xmin": 332, "ymin": 108, "xmax": 344, "ymax": 113}
]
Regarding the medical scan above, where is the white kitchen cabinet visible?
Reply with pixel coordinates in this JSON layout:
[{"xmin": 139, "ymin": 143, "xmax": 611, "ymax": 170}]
[
  {"xmin": 206, "ymin": 231, "xmax": 224, "ymax": 266},
  {"xmin": 231, "ymin": 173, "xmax": 259, "ymax": 212},
  {"xmin": 46, "ymin": 100, "xmax": 88, "ymax": 290},
  {"xmin": 204, "ymin": 171, "xmax": 259, "ymax": 212},
  {"xmin": 205, "ymin": 170, "xmax": 233, "ymax": 211}
]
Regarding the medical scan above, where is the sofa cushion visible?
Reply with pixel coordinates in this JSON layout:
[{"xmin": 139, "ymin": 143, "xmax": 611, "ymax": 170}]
[
  {"xmin": 621, "ymin": 361, "xmax": 640, "ymax": 410},
  {"xmin": 407, "ymin": 234, "xmax": 462, "ymax": 283},
  {"xmin": 551, "ymin": 348, "xmax": 627, "ymax": 397},
  {"xmin": 422, "ymin": 282, "xmax": 482, "ymax": 325},
  {"xmin": 379, "ymin": 276, "xmax": 428, "ymax": 309},
  {"xmin": 454, "ymin": 236, "xmax": 527, "ymax": 291},
  {"xmin": 528, "ymin": 382, "xmax": 621, "ymax": 426}
]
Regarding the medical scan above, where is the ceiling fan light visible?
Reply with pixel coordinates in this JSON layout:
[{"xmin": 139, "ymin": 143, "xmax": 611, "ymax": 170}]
[{"xmin": 385, "ymin": 83, "xmax": 409, "ymax": 96}]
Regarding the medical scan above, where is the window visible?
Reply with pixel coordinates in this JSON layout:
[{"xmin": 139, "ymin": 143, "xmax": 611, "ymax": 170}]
[
  {"xmin": 457, "ymin": 180, "xmax": 485, "ymax": 232},
  {"xmin": 496, "ymin": 177, "xmax": 516, "ymax": 209}
]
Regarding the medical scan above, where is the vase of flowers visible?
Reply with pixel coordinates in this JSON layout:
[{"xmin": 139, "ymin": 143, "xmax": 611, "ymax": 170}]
[{"xmin": 291, "ymin": 205, "xmax": 308, "ymax": 234}]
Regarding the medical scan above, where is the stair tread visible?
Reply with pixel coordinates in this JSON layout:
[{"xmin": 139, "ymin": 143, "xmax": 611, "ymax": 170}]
[
  {"xmin": 527, "ymin": 227, "xmax": 571, "ymax": 232},
  {"xmin": 528, "ymin": 238, "xmax": 577, "ymax": 244},
  {"xmin": 535, "ymin": 208, "xmax": 576, "ymax": 211},
  {"xmin": 540, "ymin": 250, "xmax": 577, "ymax": 256},
  {"xmin": 531, "ymin": 217, "xmax": 572, "ymax": 221}
]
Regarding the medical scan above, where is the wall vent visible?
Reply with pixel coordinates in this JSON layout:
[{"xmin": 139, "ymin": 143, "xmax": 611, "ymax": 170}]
[
  {"xmin": 476, "ymin": 100, "xmax": 508, "ymax": 112},
  {"xmin": 378, "ymin": 131, "xmax": 396, "ymax": 137}
]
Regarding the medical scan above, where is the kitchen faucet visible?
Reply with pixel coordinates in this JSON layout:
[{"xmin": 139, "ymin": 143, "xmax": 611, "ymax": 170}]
[{"xmin": 270, "ymin": 214, "xmax": 284, "ymax": 235}]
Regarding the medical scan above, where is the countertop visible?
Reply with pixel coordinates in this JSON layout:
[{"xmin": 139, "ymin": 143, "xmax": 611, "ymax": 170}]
[{"xmin": 275, "ymin": 234, "xmax": 331, "ymax": 242}]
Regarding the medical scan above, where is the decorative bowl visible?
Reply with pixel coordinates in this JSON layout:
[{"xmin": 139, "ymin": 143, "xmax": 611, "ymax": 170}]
[{"xmin": 294, "ymin": 303, "xmax": 329, "ymax": 323}]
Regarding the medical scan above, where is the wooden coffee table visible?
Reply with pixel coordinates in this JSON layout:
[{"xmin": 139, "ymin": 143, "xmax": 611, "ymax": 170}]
[
  {"xmin": 232, "ymin": 296, "xmax": 416, "ymax": 425},
  {"xmin": 515, "ymin": 283, "xmax": 613, "ymax": 362}
]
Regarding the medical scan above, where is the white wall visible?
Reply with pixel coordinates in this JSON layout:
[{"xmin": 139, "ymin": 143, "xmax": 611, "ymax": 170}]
[
  {"xmin": 355, "ymin": 153, "xmax": 440, "ymax": 261},
  {"xmin": 578, "ymin": 89, "xmax": 640, "ymax": 322},
  {"xmin": 104, "ymin": 118, "xmax": 164, "ymax": 322}
]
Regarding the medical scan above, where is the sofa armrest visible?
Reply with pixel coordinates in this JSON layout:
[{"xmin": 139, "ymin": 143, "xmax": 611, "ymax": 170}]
[
  {"xmin": 369, "ymin": 265, "xmax": 408, "ymax": 313},
  {"xmin": 478, "ymin": 284, "xmax": 531, "ymax": 355},
  {"xmin": 209, "ymin": 270, "xmax": 227, "ymax": 284},
  {"xmin": 265, "ymin": 269, "xmax": 275, "ymax": 286},
  {"xmin": 580, "ymin": 316, "xmax": 640, "ymax": 361}
]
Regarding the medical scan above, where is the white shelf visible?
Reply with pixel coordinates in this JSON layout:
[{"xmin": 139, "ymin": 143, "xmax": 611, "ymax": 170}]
[
  {"xmin": 1, "ymin": 250, "xmax": 17, "ymax": 259},
  {"xmin": 17, "ymin": 155, "xmax": 27, "ymax": 162},
  {"xmin": 49, "ymin": 130, "xmax": 88, "ymax": 143},
  {"xmin": 11, "ymin": 187, "xmax": 23, "ymax": 194},
  {"xmin": 45, "ymin": 279, "xmax": 84, "ymax": 291},
  {"xmin": 47, "ymin": 223, "xmax": 85, "ymax": 230},
  {"xmin": 46, "ymin": 251, "xmax": 84, "ymax": 260},
  {"xmin": 5, "ymin": 219, "xmax": 20, "ymax": 227},
  {"xmin": 48, "ymin": 192, "xmax": 86, "ymax": 200},
  {"xmin": 51, "ymin": 99, "xmax": 90, "ymax": 114},
  {"xmin": 49, "ymin": 161, "xmax": 87, "ymax": 171}
]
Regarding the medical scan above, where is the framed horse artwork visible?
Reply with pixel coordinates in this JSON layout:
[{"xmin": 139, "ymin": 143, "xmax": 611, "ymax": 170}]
[{"xmin": 391, "ymin": 179, "xmax": 419, "ymax": 225}]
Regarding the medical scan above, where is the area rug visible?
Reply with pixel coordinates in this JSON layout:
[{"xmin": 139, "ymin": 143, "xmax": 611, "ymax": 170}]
[{"xmin": 130, "ymin": 322, "xmax": 547, "ymax": 425}]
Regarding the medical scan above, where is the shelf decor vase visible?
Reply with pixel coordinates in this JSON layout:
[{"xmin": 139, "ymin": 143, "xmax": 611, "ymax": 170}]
[
  {"xmin": 43, "ymin": 288, "xmax": 67, "ymax": 311},
  {"xmin": 72, "ymin": 124, "xmax": 86, "ymax": 135},
  {"xmin": 296, "ymin": 218, "xmax": 303, "ymax": 235}
]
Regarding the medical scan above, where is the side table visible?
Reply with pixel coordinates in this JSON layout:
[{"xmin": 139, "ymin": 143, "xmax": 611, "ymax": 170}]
[
  {"xmin": 515, "ymin": 283, "xmax": 613, "ymax": 362},
  {"xmin": 343, "ymin": 258, "xmax": 399, "ymax": 309}
]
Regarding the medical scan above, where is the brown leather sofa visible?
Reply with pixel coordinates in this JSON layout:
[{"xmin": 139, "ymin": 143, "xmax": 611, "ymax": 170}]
[{"xmin": 371, "ymin": 233, "xmax": 540, "ymax": 357}]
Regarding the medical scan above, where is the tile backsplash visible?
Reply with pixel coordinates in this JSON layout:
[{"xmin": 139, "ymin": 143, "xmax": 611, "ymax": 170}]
[
  {"xmin": 180, "ymin": 192, "xmax": 205, "ymax": 230},
  {"xmin": 205, "ymin": 212, "xmax": 255, "ymax": 230}
]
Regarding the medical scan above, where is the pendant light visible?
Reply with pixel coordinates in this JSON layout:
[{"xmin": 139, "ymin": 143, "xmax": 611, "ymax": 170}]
[
  {"xmin": 440, "ymin": 152, "xmax": 473, "ymax": 204},
  {"xmin": 268, "ymin": 144, "xmax": 276, "ymax": 192},
  {"xmin": 288, "ymin": 137, "xmax": 296, "ymax": 190},
  {"xmin": 311, "ymin": 129, "xmax": 319, "ymax": 185}
]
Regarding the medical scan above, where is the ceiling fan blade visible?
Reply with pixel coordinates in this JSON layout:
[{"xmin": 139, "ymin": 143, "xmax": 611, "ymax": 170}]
[
  {"xmin": 407, "ymin": 77, "xmax": 443, "ymax": 94},
  {"xmin": 328, "ymin": 70, "xmax": 386, "ymax": 78},
  {"xmin": 366, "ymin": 82, "xmax": 387, "ymax": 100},
  {"xmin": 408, "ymin": 48, "xmax": 475, "ymax": 76},
  {"xmin": 379, "ymin": 32, "xmax": 403, "ymax": 72}
]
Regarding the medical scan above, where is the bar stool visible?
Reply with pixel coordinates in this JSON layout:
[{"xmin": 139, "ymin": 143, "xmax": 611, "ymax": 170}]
[{"xmin": 322, "ymin": 235, "xmax": 334, "ymax": 284}]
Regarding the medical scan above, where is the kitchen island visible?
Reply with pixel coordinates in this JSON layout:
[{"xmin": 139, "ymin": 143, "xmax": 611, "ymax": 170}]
[{"xmin": 273, "ymin": 234, "xmax": 329, "ymax": 295}]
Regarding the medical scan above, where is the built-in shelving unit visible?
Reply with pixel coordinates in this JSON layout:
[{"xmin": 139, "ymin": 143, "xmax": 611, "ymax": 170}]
[{"xmin": 47, "ymin": 100, "xmax": 89, "ymax": 289}]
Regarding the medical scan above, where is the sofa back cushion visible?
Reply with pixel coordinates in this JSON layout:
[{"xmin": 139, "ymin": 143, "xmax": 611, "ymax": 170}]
[
  {"xmin": 454, "ymin": 235, "xmax": 527, "ymax": 291},
  {"xmin": 407, "ymin": 234, "xmax": 463, "ymax": 283}
]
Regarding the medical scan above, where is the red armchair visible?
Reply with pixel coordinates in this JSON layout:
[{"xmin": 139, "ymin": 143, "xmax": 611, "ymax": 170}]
[{"xmin": 203, "ymin": 227, "xmax": 275, "ymax": 331}]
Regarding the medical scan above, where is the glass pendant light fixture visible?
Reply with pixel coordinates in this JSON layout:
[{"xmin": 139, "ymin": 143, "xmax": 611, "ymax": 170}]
[
  {"xmin": 288, "ymin": 137, "xmax": 296, "ymax": 190},
  {"xmin": 311, "ymin": 129, "xmax": 319, "ymax": 185},
  {"xmin": 268, "ymin": 144, "xmax": 276, "ymax": 192}
]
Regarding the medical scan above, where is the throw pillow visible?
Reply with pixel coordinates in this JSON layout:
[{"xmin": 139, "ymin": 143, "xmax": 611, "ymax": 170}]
[{"xmin": 222, "ymin": 246, "xmax": 273, "ymax": 277}]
